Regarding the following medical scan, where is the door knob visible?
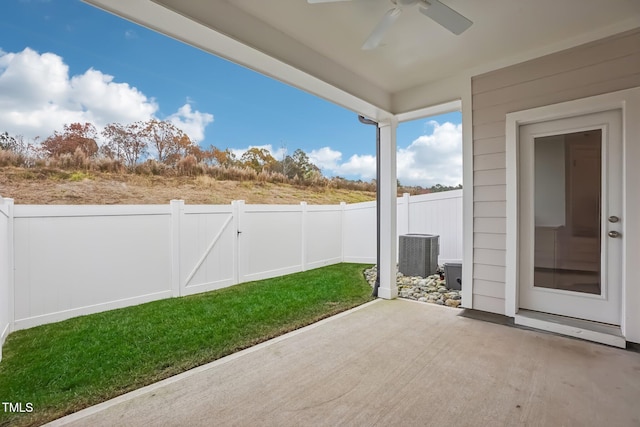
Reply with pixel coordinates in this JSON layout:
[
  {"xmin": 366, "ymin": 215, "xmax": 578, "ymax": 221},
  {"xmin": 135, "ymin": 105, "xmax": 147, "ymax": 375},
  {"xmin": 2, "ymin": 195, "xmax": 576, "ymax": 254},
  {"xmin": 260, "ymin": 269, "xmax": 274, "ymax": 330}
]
[
  {"xmin": 608, "ymin": 231, "xmax": 621, "ymax": 238},
  {"xmin": 608, "ymin": 216, "xmax": 619, "ymax": 223}
]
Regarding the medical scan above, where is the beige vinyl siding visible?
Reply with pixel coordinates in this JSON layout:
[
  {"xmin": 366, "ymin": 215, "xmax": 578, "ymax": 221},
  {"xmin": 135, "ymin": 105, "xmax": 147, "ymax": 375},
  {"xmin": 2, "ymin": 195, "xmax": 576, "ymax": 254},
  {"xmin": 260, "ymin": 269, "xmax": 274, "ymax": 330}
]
[
  {"xmin": 474, "ymin": 264, "xmax": 505, "ymax": 282},
  {"xmin": 473, "ymin": 280, "xmax": 505, "ymax": 300},
  {"xmin": 471, "ymin": 28, "xmax": 640, "ymax": 315},
  {"xmin": 473, "ymin": 137, "xmax": 504, "ymax": 156},
  {"xmin": 472, "ymin": 295, "xmax": 505, "ymax": 315},
  {"xmin": 474, "ymin": 233, "xmax": 506, "ymax": 251},
  {"xmin": 474, "ymin": 185, "xmax": 506, "ymax": 202},
  {"xmin": 474, "ymin": 248, "xmax": 505, "ymax": 266},
  {"xmin": 474, "ymin": 153, "xmax": 506, "ymax": 171},
  {"xmin": 474, "ymin": 202, "xmax": 507, "ymax": 218},
  {"xmin": 473, "ymin": 169, "xmax": 505, "ymax": 186},
  {"xmin": 474, "ymin": 218, "xmax": 506, "ymax": 234}
]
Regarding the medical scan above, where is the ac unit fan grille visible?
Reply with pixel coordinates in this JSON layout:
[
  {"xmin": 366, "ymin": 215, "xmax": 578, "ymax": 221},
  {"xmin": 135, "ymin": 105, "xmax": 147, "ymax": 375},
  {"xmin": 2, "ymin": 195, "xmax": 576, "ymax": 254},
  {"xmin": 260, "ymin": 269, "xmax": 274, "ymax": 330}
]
[{"xmin": 399, "ymin": 234, "xmax": 439, "ymax": 277}]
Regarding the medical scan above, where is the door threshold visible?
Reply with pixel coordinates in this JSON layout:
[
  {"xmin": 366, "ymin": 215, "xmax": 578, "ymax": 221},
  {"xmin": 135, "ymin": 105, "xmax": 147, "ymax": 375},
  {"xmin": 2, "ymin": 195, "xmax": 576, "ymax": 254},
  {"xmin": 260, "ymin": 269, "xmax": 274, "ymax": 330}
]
[{"xmin": 515, "ymin": 310, "xmax": 625, "ymax": 348}]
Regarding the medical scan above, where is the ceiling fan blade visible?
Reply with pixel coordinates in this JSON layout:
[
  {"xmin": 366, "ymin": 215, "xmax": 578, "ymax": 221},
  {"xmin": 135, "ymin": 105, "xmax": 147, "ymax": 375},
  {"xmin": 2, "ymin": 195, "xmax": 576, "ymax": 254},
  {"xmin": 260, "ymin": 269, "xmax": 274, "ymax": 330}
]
[
  {"xmin": 307, "ymin": 0, "xmax": 352, "ymax": 3},
  {"xmin": 419, "ymin": 0, "xmax": 472, "ymax": 35},
  {"xmin": 362, "ymin": 7, "xmax": 402, "ymax": 50}
]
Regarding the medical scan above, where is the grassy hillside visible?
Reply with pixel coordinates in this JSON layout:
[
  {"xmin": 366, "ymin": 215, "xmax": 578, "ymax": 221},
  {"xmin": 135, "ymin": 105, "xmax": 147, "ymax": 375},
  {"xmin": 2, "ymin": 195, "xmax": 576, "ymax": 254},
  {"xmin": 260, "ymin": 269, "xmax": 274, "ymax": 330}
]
[{"xmin": 0, "ymin": 167, "xmax": 376, "ymax": 205}]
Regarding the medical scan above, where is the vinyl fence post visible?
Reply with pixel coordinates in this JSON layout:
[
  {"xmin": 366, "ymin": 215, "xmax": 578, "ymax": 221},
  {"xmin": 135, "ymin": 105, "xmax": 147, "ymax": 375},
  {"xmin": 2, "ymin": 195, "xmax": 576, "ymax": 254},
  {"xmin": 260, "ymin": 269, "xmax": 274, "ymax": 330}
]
[
  {"xmin": 340, "ymin": 202, "xmax": 346, "ymax": 263},
  {"xmin": 7, "ymin": 198, "xmax": 14, "ymax": 334},
  {"xmin": 403, "ymin": 192, "xmax": 411, "ymax": 235},
  {"xmin": 300, "ymin": 202, "xmax": 307, "ymax": 271},
  {"xmin": 234, "ymin": 200, "xmax": 245, "ymax": 284},
  {"xmin": 170, "ymin": 199, "xmax": 184, "ymax": 297},
  {"xmin": 6, "ymin": 198, "xmax": 15, "ymax": 338}
]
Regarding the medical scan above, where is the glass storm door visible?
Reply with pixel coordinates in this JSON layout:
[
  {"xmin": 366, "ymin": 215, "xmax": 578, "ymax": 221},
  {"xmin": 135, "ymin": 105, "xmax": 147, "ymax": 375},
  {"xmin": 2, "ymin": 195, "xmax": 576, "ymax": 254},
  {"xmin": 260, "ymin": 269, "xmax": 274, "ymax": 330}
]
[{"xmin": 518, "ymin": 110, "xmax": 622, "ymax": 325}]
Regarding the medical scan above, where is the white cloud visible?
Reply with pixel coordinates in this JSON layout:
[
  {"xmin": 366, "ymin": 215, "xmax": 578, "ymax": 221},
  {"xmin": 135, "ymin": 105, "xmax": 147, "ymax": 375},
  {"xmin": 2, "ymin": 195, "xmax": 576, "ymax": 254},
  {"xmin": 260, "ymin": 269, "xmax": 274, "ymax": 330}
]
[
  {"xmin": 396, "ymin": 120, "xmax": 462, "ymax": 187},
  {"xmin": 230, "ymin": 144, "xmax": 287, "ymax": 161},
  {"xmin": 338, "ymin": 154, "xmax": 377, "ymax": 180},
  {"xmin": 309, "ymin": 120, "xmax": 462, "ymax": 187},
  {"xmin": 0, "ymin": 48, "xmax": 214, "ymax": 145},
  {"xmin": 167, "ymin": 103, "xmax": 214, "ymax": 143},
  {"xmin": 310, "ymin": 147, "xmax": 377, "ymax": 181},
  {"xmin": 0, "ymin": 48, "xmax": 157, "ymax": 140},
  {"xmin": 69, "ymin": 68, "xmax": 158, "ymax": 124},
  {"xmin": 308, "ymin": 146, "xmax": 341, "ymax": 170}
]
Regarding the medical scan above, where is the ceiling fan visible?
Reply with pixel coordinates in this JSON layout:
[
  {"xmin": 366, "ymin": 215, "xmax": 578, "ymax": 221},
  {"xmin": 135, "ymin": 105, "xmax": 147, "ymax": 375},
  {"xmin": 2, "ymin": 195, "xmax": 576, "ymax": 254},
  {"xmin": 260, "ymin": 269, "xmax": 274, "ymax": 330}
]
[{"xmin": 307, "ymin": 0, "xmax": 473, "ymax": 50}]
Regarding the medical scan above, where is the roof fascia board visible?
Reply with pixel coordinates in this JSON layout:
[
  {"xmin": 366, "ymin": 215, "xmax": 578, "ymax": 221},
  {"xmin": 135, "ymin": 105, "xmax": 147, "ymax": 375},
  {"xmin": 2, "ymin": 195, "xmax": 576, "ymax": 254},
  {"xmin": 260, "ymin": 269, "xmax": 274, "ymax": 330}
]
[{"xmin": 395, "ymin": 100, "xmax": 461, "ymax": 123}]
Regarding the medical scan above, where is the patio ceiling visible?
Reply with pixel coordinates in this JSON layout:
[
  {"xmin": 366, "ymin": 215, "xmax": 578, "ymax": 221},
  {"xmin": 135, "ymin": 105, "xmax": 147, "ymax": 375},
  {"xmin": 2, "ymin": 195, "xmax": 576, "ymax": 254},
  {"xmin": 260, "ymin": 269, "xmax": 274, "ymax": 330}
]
[{"xmin": 85, "ymin": 0, "xmax": 640, "ymax": 118}]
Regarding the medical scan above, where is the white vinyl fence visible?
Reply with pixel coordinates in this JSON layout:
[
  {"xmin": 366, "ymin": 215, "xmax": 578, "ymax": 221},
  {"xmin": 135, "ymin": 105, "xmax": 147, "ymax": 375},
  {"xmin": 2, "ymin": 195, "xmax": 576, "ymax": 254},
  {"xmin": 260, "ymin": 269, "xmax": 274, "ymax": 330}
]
[
  {"xmin": 0, "ymin": 197, "xmax": 13, "ymax": 360},
  {"xmin": 0, "ymin": 190, "xmax": 462, "ymax": 359},
  {"xmin": 344, "ymin": 190, "xmax": 463, "ymax": 265}
]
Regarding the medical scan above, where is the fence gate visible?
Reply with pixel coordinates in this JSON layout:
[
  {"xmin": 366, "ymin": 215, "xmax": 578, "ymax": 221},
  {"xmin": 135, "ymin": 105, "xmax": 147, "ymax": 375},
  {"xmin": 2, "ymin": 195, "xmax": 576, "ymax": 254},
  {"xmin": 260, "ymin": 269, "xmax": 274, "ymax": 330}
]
[{"xmin": 178, "ymin": 202, "xmax": 238, "ymax": 296}]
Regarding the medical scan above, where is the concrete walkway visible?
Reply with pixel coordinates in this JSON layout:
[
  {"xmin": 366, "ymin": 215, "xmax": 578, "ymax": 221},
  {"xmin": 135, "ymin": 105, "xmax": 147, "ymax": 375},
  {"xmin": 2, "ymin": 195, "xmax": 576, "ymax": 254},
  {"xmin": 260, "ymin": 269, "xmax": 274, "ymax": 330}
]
[{"xmin": 49, "ymin": 299, "xmax": 640, "ymax": 427}]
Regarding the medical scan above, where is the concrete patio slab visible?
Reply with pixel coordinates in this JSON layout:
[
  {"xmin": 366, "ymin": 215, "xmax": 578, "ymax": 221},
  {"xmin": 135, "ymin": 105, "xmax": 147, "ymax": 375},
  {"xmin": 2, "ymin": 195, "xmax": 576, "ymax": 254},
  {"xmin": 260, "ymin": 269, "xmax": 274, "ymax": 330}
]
[{"xmin": 48, "ymin": 299, "xmax": 640, "ymax": 427}]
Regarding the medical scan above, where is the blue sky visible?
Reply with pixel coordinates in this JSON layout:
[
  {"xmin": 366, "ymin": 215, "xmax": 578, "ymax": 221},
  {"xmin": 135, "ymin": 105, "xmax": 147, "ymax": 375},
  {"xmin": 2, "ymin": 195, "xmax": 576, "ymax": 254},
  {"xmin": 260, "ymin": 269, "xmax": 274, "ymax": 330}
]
[{"xmin": 0, "ymin": 0, "xmax": 462, "ymax": 187}]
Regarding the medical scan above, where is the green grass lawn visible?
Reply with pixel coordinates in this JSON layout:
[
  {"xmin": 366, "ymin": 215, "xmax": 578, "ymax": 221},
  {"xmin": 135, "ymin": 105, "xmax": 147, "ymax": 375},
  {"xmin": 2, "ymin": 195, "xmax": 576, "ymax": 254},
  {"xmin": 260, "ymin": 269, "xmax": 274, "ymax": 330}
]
[{"xmin": 0, "ymin": 263, "xmax": 373, "ymax": 427}]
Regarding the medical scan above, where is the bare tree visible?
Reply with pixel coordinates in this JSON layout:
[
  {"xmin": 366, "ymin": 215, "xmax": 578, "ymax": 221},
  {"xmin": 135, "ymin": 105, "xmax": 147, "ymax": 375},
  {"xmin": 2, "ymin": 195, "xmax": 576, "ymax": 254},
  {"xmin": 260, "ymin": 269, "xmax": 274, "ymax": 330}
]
[
  {"xmin": 101, "ymin": 122, "xmax": 148, "ymax": 168},
  {"xmin": 41, "ymin": 123, "xmax": 99, "ymax": 158},
  {"xmin": 140, "ymin": 119, "xmax": 195, "ymax": 166},
  {"xmin": 240, "ymin": 147, "xmax": 277, "ymax": 173}
]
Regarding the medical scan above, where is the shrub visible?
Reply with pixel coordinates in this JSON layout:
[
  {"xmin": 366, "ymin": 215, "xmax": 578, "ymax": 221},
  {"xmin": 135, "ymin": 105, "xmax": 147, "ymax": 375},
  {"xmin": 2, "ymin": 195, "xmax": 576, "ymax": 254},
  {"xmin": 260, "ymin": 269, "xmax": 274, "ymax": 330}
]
[
  {"xmin": 69, "ymin": 171, "xmax": 91, "ymax": 182},
  {"xmin": 0, "ymin": 149, "xmax": 25, "ymax": 167},
  {"xmin": 92, "ymin": 158, "xmax": 125, "ymax": 173},
  {"xmin": 134, "ymin": 159, "xmax": 172, "ymax": 176},
  {"xmin": 177, "ymin": 155, "xmax": 202, "ymax": 176}
]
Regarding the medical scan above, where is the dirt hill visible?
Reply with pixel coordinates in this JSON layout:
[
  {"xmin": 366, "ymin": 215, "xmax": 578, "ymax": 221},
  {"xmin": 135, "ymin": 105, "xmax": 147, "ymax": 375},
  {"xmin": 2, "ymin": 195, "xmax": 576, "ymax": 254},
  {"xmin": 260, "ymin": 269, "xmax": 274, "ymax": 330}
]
[{"xmin": 0, "ymin": 167, "xmax": 376, "ymax": 205}]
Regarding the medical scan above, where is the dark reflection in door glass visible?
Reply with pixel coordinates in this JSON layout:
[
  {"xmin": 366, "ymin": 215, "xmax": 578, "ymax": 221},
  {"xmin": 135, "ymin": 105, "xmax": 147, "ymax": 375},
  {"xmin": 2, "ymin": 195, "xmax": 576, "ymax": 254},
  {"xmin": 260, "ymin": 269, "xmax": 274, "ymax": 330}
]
[{"xmin": 533, "ymin": 129, "xmax": 601, "ymax": 295}]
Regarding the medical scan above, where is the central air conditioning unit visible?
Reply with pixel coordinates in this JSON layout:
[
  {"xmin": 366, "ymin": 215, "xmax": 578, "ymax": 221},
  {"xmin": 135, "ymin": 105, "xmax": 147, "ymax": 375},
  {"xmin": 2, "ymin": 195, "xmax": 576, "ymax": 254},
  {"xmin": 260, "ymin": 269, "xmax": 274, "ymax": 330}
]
[{"xmin": 399, "ymin": 234, "xmax": 439, "ymax": 277}]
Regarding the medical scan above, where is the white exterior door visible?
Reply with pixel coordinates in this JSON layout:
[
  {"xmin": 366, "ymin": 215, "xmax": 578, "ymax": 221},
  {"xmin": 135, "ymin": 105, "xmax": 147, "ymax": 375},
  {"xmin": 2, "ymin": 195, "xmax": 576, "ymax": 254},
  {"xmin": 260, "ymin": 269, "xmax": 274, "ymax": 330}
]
[{"xmin": 518, "ymin": 109, "xmax": 622, "ymax": 325}]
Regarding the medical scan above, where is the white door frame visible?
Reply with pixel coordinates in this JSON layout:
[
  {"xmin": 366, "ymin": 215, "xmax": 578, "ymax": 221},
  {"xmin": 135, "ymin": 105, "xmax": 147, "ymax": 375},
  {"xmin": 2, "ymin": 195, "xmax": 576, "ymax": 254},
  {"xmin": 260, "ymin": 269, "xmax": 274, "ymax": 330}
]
[
  {"xmin": 505, "ymin": 87, "xmax": 640, "ymax": 342},
  {"xmin": 518, "ymin": 111, "xmax": 622, "ymax": 325}
]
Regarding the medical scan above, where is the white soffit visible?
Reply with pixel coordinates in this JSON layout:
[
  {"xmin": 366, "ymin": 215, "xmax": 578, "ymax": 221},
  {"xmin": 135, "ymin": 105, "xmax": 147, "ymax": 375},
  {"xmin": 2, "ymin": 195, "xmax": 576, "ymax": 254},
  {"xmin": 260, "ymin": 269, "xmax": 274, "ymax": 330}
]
[{"xmin": 84, "ymin": 0, "xmax": 640, "ymax": 116}]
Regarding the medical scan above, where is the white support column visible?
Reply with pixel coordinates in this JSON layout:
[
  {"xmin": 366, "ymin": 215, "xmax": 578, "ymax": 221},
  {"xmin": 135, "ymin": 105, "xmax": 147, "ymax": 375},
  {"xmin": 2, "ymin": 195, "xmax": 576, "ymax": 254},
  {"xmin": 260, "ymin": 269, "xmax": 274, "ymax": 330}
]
[
  {"xmin": 378, "ymin": 119, "xmax": 398, "ymax": 300},
  {"xmin": 461, "ymin": 77, "xmax": 474, "ymax": 309},
  {"xmin": 170, "ymin": 199, "xmax": 184, "ymax": 297}
]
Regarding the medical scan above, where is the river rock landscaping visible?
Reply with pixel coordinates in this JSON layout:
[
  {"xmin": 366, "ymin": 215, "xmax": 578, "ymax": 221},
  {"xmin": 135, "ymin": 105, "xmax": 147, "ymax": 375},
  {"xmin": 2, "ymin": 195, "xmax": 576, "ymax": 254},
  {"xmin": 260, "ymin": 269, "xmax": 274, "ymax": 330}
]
[{"xmin": 364, "ymin": 265, "xmax": 462, "ymax": 308}]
